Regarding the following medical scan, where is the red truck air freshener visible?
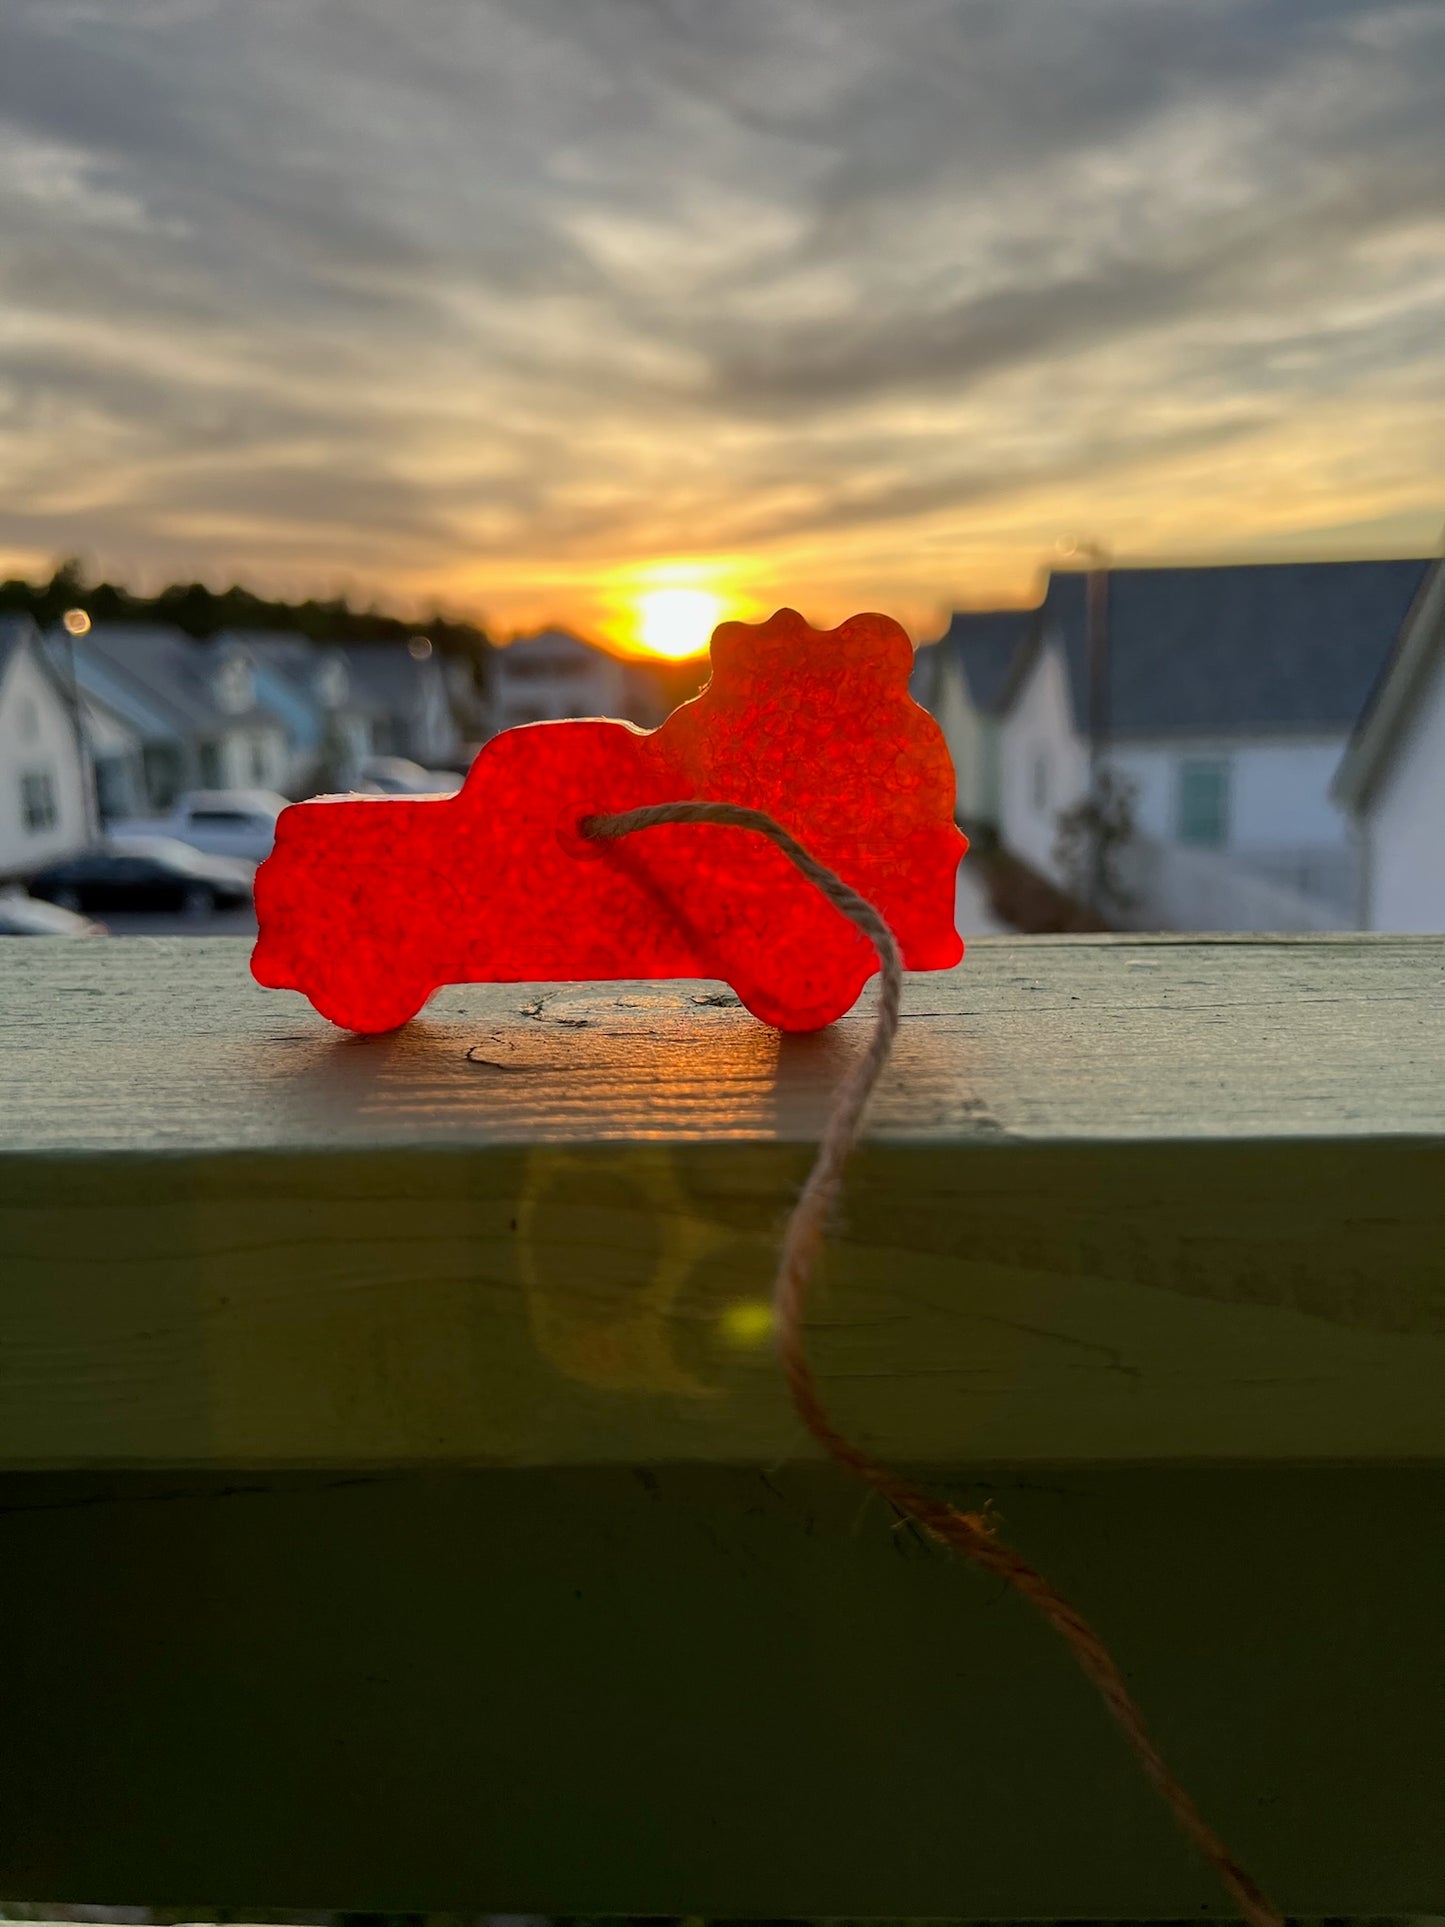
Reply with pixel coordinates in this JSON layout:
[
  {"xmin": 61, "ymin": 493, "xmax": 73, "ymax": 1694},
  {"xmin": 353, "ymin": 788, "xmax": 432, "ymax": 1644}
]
[{"xmin": 251, "ymin": 607, "xmax": 967, "ymax": 1033}]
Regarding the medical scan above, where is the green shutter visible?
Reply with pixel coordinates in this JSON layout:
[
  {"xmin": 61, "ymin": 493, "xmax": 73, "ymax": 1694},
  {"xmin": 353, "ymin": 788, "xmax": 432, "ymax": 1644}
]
[{"xmin": 1177, "ymin": 758, "xmax": 1230, "ymax": 846}]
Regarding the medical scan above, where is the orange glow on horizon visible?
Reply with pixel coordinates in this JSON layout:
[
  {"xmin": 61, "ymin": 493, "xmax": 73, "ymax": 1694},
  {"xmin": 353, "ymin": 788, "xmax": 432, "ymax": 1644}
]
[{"xmin": 583, "ymin": 559, "xmax": 745, "ymax": 660}]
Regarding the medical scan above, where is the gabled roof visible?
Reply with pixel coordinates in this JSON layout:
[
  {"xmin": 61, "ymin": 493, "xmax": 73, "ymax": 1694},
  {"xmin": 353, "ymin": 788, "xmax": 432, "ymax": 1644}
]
[
  {"xmin": 225, "ymin": 631, "xmax": 383, "ymax": 721},
  {"xmin": 504, "ymin": 626, "xmax": 598, "ymax": 655},
  {"xmin": 1036, "ymin": 557, "xmax": 1434, "ymax": 740},
  {"xmin": 48, "ymin": 630, "xmax": 184, "ymax": 741},
  {"xmin": 3, "ymin": 614, "xmax": 89, "ymax": 722},
  {"xmin": 498, "ymin": 628, "xmax": 621, "ymax": 677},
  {"xmin": 221, "ymin": 630, "xmax": 320, "ymax": 682},
  {"xmin": 76, "ymin": 624, "xmax": 284, "ymax": 736},
  {"xmin": 339, "ymin": 642, "xmax": 444, "ymax": 709},
  {"xmin": 1333, "ymin": 560, "xmax": 1445, "ymax": 809},
  {"xmin": 930, "ymin": 608, "xmax": 1037, "ymax": 715},
  {"xmin": 907, "ymin": 640, "xmax": 940, "ymax": 709},
  {"xmin": 0, "ymin": 614, "xmax": 35, "ymax": 682}
]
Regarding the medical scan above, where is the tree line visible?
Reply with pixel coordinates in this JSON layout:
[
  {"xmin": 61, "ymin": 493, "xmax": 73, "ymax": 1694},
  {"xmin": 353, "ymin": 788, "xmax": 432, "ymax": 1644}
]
[{"xmin": 0, "ymin": 558, "xmax": 494, "ymax": 663}]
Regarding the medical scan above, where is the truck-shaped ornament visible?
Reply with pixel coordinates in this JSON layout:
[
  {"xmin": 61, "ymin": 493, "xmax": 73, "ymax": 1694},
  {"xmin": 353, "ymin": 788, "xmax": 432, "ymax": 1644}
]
[{"xmin": 251, "ymin": 608, "xmax": 966, "ymax": 1034}]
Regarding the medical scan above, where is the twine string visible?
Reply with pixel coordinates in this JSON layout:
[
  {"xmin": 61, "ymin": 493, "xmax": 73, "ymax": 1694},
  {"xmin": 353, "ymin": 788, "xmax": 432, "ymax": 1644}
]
[{"xmin": 584, "ymin": 799, "xmax": 1282, "ymax": 1927}]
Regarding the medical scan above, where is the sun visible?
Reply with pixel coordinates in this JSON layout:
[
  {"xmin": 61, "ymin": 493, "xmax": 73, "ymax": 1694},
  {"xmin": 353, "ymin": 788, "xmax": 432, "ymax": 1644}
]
[{"xmin": 635, "ymin": 587, "xmax": 721, "ymax": 660}]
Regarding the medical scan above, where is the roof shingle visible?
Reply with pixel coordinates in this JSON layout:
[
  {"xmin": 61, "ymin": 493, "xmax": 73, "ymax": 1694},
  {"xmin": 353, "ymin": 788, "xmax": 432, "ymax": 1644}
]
[
  {"xmin": 1041, "ymin": 558, "xmax": 1434, "ymax": 738},
  {"xmin": 932, "ymin": 608, "xmax": 1036, "ymax": 715}
]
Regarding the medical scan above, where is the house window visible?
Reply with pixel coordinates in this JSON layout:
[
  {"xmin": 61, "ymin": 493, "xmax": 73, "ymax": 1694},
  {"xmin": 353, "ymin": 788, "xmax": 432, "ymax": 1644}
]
[
  {"xmin": 250, "ymin": 736, "xmax": 269, "ymax": 784},
  {"xmin": 143, "ymin": 743, "xmax": 183, "ymax": 810},
  {"xmin": 1031, "ymin": 750, "xmax": 1049, "ymax": 812},
  {"xmin": 17, "ymin": 697, "xmax": 39, "ymax": 742},
  {"xmin": 20, "ymin": 769, "xmax": 58, "ymax": 833},
  {"xmin": 198, "ymin": 741, "xmax": 224, "ymax": 788},
  {"xmin": 1177, "ymin": 758, "xmax": 1231, "ymax": 848}
]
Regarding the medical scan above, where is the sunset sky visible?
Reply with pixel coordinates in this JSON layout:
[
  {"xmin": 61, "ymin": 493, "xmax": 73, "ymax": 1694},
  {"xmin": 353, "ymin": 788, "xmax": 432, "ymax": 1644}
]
[{"xmin": 1, "ymin": 0, "xmax": 1442, "ymax": 657}]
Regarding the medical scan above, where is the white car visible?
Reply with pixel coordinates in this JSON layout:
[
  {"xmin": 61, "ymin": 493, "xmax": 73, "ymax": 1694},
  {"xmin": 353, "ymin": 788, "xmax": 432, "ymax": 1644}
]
[
  {"xmin": 356, "ymin": 757, "xmax": 463, "ymax": 795},
  {"xmin": 0, "ymin": 889, "xmax": 107, "ymax": 936},
  {"xmin": 108, "ymin": 789, "xmax": 289, "ymax": 863}
]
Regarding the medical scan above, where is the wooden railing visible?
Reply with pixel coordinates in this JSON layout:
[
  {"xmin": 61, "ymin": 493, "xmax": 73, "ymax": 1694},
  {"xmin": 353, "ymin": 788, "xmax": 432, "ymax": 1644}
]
[{"xmin": 2, "ymin": 934, "xmax": 1443, "ymax": 1918}]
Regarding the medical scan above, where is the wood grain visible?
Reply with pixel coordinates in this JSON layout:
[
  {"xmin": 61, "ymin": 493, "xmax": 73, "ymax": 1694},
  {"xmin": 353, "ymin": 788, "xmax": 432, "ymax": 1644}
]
[
  {"xmin": 1, "ymin": 932, "xmax": 1442, "ymax": 1150},
  {"xmin": 4, "ymin": 938, "xmax": 1445, "ymax": 1916},
  {"xmin": 2, "ymin": 936, "xmax": 1442, "ymax": 1469}
]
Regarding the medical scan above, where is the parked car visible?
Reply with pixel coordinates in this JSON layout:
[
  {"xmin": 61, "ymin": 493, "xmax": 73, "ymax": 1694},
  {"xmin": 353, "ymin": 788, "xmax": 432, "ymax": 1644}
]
[
  {"xmin": 0, "ymin": 889, "xmax": 107, "ymax": 936},
  {"xmin": 107, "ymin": 789, "xmax": 289, "ymax": 862},
  {"xmin": 30, "ymin": 838, "xmax": 256, "ymax": 918},
  {"xmin": 357, "ymin": 756, "xmax": 463, "ymax": 795}
]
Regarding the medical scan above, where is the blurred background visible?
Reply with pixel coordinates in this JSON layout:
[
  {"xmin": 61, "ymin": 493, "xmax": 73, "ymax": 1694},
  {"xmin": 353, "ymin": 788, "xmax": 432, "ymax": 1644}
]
[{"xmin": 1, "ymin": 0, "xmax": 1442, "ymax": 940}]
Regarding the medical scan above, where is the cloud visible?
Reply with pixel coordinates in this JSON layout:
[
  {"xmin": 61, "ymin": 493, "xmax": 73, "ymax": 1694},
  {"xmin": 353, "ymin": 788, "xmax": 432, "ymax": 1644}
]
[{"xmin": 0, "ymin": 0, "xmax": 1441, "ymax": 635}]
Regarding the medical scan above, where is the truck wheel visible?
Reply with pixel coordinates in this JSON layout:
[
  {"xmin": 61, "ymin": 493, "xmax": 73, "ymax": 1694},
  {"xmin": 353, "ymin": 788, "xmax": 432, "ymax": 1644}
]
[
  {"xmin": 306, "ymin": 977, "xmax": 433, "ymax": 1035},
  {"xmin": 734, "ymin": 972, "xmax": 867, "ymax": 1033}
]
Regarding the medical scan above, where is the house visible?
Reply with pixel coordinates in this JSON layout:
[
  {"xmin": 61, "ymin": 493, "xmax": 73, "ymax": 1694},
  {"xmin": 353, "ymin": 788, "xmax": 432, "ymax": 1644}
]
[
  {"xmin": 1332, "ymin": 559, "xmax": 1445, "ymax": 931},
  {"xmin": 0, "ymin": 616, "xmax": 91, "ymax": 877},
  {"xmin": 340, "ymin": 640, "xmax": 462, "ymax": 769},
  {"xmin": 47, "ymin": 625, "xmax": 187, "ymax": 819},
  {"xmin": 442, "ymin": 652, "xmax": 491, "ymax": 753},
  {"xmin": 491, "ymin": 627, "xmax": 697, "ymax": 734},
  {"xmin": 913, "ymin": 610, "xmax": 1034, "ymax": 830},
  {"xmin": 222, "ymin": 631, "xmax": 383, "ymax": 793},
  {"xmin": 60, "ymin": 624, "xmax": 291, "ymax": 812},
  {"xmin": 997, "ymin": 558, "xmax": 1435, "ymax": 930},
  {"xmin": 491, "ymin": 629, "xmax": 631, "ymax": 733}
]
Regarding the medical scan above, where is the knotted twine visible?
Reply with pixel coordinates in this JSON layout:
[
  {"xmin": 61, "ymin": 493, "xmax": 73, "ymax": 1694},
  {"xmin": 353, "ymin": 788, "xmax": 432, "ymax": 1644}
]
[{"xmin": 584, "ymin": 799, "xmax": 1281, "ymax": 1927}]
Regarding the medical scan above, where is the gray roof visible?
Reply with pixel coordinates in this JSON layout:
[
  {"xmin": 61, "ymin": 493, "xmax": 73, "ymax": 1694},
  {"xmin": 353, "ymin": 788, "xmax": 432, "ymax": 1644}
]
[
  {"xmin": 931, "ymin": 608, "xmax": 1036, "ymax": 715},
  {"xmin": 0, "ymin": 614, "xmax": 38, "ymax": 679},
  {"xmin": 224, "ymin": 630, "xmax": 384, "ymax": 719},
  {"xmin": 221, "ymin": 630, "xmax": 317, "ymax": 678},
  {"xmin": 339, "ymin": 643, "xmax": 440, "ymax": 709},
  {"xmin": 907, "ymin": 640, "xmax": 940, "ymax": 708},
  {"xmin": 502, "ymin": 627, "xmax": 601, "ymax": 664},
  {"xmin": 3, "ymin": 615, "xmax": 87, "ymax": 717},
  {"xmin": 79, "ymin": 624, "xmax": 283, "ymax": 735},
  {"xmin": 1038, "ymin": 558, "xmax": 1434, "ymax": 739}
]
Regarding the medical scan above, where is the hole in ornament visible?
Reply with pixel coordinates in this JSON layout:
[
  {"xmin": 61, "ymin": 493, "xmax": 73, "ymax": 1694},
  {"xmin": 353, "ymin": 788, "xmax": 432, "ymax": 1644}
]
[{"xmin": 555, "ymin": 805, "xmax": 608, "ymax": 863}]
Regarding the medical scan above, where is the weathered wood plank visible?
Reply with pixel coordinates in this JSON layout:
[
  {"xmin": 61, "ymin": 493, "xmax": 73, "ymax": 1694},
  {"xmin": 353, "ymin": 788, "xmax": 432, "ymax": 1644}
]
[
  {"xmin": 1, "ymin": 932, "xmax": 1442, "ymax": 1150},
  {"xmin": 3, "ymin": 938, "xmax": 1445, "ymax": 1917},
  {"xmin": 2, "ymin": 937, "xmax": 1443, "ymax": 1469}
]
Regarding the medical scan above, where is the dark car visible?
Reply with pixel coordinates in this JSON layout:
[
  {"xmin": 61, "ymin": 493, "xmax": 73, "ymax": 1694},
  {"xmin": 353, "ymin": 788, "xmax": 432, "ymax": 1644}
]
[{"xmin": 30, "ymin": 837, "xmax": 256, "ymax": 918}]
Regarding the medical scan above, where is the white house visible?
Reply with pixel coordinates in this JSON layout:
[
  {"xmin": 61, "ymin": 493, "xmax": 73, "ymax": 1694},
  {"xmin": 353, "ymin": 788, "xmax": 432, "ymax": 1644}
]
[
  {"xmin": 492, "ymin": 629, "xmax": 631, "ymax": 733},
  {"xmin": 62, "ymin": 624, "xmax": 292, "ymax": 811},
  {"xmin": 1333, "ymin": 559, "xmax": 1445, "ymax": 931},
  {"xmin": 997, "ymin": 558, "xmax": 1434, "ymax": 930},
  {"xmin": 999, "ymin": 617, "xmax": 1089, "ymax": 884},
  {"xmin": 914, "ymin": 609, "xmax": 1036, "ymax": 831},
  {"xmin": 0, "ymin": 617, "xmax": 90, "ymax": 878}
]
